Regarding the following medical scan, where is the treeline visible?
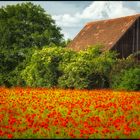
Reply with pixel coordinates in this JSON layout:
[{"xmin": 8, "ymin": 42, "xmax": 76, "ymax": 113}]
[
  {"xmin": 0, "ymin": 2, "xmax": 139, "ymax": 91},
  {"xmin": 1, "ymin": 44, "xmax": 140, "ymax": 91}
]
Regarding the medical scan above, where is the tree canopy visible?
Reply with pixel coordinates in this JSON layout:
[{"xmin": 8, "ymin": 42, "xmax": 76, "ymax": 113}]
[{"xmin": 0, "ymin": 2, "xmax": 64, "ymax": 86}]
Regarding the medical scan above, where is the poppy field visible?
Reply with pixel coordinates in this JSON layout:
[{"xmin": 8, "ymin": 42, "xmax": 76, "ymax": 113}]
[{"xmin": 0, "ymin": 87, "xmax": 140, "ymax": 139}]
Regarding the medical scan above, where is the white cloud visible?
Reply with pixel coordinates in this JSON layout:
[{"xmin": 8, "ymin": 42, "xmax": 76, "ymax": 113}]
[
  {"xmin": 81, "ymin": 1, "xmax": 137, "ymax": 20},
  {"xmin": 53, "ymin": 1, "xmax": 139, "ymax": 39},
  {"xmin": 53, "ymin": 14, "xmax": 80, "ymax": 27},
  {"xmin": 54, "ymin": 1, "xmax": 138, "ymax": 27}
]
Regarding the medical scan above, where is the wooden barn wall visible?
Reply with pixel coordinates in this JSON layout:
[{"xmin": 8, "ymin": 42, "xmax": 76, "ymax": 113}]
[{"xmin": 112, "ymin": 18, "xmax": 140, "ymax": 60}]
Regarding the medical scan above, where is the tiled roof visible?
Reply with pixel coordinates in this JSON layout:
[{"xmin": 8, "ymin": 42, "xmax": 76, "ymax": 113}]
[{"xmin": 68, "ymin": 14, "xmax": 140, "ymax": 51}]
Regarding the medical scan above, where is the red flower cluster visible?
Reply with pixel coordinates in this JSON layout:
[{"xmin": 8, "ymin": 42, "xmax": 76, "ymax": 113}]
[{"xmin": 0, "ymin": 87, "xmax": 140, "ymax": 139}]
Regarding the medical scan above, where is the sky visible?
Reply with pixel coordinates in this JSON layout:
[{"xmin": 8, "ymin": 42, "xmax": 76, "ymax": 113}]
[{"xmin": 1, "ymin": 1, "xmax": 140, "ymax": 40}]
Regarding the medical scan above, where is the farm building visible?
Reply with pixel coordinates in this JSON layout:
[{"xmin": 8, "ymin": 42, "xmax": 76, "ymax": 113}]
[{"xmin": 67, "ymin": 14, "xmax": 140, "ymax": 60}]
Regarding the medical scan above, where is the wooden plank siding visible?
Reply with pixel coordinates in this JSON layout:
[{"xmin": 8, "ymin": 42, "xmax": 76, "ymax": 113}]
[{"xmin": 112, "ymin": 17, "xmax": 140, "ymax": 60}]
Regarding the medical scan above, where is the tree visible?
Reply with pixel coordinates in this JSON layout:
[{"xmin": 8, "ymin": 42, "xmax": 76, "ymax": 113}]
[{"xmin": 0, "ymin": 2, "xmax": 64, "ymax": 86}]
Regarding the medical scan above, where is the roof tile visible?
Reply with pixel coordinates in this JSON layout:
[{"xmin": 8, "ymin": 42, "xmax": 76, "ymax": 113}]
[{"xmin": 68, "ymin": 14, "xmax": 140, "ymax": 51}]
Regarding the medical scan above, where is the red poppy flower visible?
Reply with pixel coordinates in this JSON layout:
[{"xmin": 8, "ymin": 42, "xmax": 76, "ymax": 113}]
[{"xmin": 7, "ymin": 134, "xmax": 13, "ymax": 139}]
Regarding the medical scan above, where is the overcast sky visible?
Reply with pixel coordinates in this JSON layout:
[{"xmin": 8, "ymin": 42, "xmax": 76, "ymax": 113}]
[{"xmin": 1, "ymin": 1, "xmax": 140, "ymax": 40}]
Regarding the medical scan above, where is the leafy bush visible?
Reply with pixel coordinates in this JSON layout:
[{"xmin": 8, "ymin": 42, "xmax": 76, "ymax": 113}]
[
  {"xmin": 113, "ymin": 67, "xmax": 140, "ymax": 91},
  {"xmin": 58, "ymin": 45, "xmax": 117, "ymax": 89},
  {"xmin": 109, "ymin": 55, "xmax": 140, "ymax": 90},
  {"xmin": 58, "ymin": 59, "xmax": 94, "ymax": 89},
  {"xmin": 21, "ymin": 46, "xmax": 75, "ymax": 87}
]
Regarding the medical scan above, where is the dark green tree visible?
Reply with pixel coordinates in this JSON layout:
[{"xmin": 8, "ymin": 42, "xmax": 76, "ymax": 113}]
[{"xmin": 0, "ymin": 2, "xmax": 64, "ymax": 86}]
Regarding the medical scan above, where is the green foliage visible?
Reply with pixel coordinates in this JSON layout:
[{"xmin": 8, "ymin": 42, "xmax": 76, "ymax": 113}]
[
  {"xmin": 58, "ymin": 45, "xmax": 117, "ymax": 89},
  {"xmin": 0, "ymin": 47, "xmax": 36, "ymax": 87},
  {"xmin": 0, "ymin": 2, "xmax": 64, "ymax": 87},
  {"xmin": 109, "ymin": 55, "xmax": 140, "ymax": 90},
  {"xmin": 114, "ymin": 67, "xmax": 140, "ymax": 91},
  {"xmin": 58, "ymin": 59, "xmax": 93, "ymax": 89},
  {"xmin": 21, "ymin": 45, "xmax": 117, "ymax": 89},
  {"xmin": 21, "ymin": 46, "xmax": 75, "ymax": 87},
  {"xmin": 0, "ymin": 2, "xmax": 63, "ymax": 48}
]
